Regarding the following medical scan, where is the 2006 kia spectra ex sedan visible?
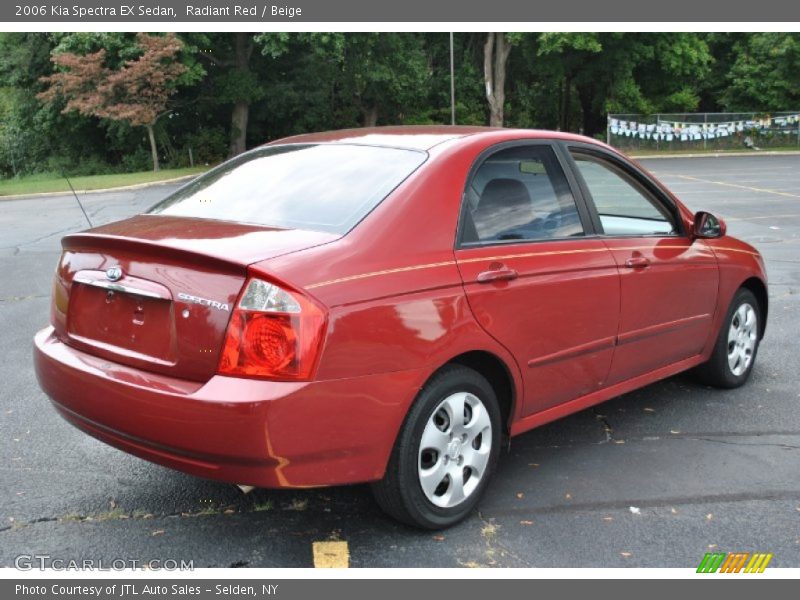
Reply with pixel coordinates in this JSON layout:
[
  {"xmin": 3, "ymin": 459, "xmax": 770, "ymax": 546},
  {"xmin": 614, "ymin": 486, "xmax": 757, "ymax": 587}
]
[{"xmin": 34, "ymin": 126, "xmax": 768, "ymax": 528}]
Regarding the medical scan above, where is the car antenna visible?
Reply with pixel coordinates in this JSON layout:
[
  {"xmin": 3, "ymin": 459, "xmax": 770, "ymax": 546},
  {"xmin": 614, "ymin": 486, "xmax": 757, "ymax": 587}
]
[{"xmin": 63, "ymin": 172, "xmax": 94, "ymax": 229}]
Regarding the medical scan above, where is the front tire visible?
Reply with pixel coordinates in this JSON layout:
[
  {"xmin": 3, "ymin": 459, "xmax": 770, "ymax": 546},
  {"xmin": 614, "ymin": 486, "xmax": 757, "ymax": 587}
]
[
  {"xmin": 695, "ymin": 288, "xmax": 761, "ymax": 388},
  {"xmin": 372, "ymin": 365, "xmax": 501, "ymax": 529}
]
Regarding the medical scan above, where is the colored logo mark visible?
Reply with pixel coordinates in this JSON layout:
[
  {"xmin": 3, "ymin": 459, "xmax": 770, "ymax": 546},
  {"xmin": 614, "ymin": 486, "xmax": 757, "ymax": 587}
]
[{"xmin": 697, "ymin": 552, "xmax": 773, "ymax": 573}]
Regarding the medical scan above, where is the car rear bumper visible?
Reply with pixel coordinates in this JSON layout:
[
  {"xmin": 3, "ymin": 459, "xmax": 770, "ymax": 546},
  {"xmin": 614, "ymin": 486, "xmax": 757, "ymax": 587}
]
[{"xmin": 33, "ymin": 326, "xmax": 425, "ymax": 488}]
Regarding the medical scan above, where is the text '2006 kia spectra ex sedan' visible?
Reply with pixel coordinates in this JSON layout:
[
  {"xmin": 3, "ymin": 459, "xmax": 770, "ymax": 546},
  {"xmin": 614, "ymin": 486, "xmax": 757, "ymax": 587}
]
[{"xmin": 34, "ymin": 127, "xmax": 768, "ymax": 528}]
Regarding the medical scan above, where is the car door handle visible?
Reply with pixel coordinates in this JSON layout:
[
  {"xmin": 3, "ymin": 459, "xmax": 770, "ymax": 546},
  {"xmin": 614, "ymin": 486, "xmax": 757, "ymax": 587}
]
[
  {"xmin": 624, "ymin": 256, "xmax": 650, "ymax": 269},
  {"xmin": 476, "ymin": 267, "xmax": 519, "ymax": 283}
]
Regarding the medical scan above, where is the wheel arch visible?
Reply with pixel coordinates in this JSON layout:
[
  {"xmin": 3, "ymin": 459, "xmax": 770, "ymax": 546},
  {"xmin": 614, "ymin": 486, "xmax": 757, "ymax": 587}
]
[
  {"xmin": 740, "ymin": 276, "xmax": 768, "ymax": 339},
  {"xmin": 444, "ymin": 350, "xmax": 518, "ymax": 435}
]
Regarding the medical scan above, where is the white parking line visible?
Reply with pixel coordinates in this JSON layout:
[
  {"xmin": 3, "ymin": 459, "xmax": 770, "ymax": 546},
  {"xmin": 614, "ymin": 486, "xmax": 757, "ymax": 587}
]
[
  {"xmin": 676, "ymin": 174, "xmax": 800, "ymax": 199},
  {"xmin": 726, "ymin": 213, "xmax": 800, "ymax": 221}
]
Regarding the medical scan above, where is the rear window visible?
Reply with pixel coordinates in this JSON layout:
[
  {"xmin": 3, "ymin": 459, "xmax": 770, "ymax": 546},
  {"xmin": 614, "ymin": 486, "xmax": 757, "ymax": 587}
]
[{"xmin": 148, "ymin": 144, "xmax": 427, "ymax": 234}]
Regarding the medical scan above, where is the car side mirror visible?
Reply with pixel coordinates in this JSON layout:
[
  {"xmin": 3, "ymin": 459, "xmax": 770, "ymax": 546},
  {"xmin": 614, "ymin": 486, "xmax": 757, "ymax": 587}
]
[{"xmin": 693, "ymin": 211, "xmax": 726, "ymax": 239}]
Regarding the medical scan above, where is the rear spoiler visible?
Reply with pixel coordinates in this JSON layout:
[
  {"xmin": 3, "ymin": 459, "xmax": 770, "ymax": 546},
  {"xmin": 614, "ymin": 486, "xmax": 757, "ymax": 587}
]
[{"xmin": 61, "ymin": 232, "xmax": 247, "ymax": 275}]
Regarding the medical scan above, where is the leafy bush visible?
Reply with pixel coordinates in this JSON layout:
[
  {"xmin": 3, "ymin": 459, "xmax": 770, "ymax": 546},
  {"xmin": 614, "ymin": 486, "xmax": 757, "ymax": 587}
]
[
  {"xmin": 44, "ymin": 154, "xmax": 116, "ymax": 177},
  {"xmin": 119, "ymin": 147, "xmax": 152, "ymax": 173},
  {"xmin": 183, "ymin": 127, "xmax": 228, "ymax": 166}
]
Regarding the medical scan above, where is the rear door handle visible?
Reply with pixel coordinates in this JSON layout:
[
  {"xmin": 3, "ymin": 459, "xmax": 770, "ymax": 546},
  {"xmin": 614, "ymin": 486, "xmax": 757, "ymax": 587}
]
[
  {"xmin": 476, "ymin": 267, "xmax": 519, "ymax": 283},
  {"xmin": 624, "ymin": 256, "xmax": 650, "ymax": 269}
]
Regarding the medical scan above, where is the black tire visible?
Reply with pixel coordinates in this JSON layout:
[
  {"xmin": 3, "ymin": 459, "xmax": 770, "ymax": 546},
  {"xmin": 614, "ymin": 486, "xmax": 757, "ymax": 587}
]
[
  {"xmin": 371, "ymin": 364, "xmax": 502, "ymax": 529},
  {"xmin": 694, "ymin": 288, "xmax": 761, "ymax": 388}
]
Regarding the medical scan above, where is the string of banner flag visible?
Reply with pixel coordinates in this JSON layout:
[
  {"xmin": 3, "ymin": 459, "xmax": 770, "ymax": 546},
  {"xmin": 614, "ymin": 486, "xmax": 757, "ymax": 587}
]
[{"xmin": 608, "ymin": 114, "xmax": 800, "ymax": 141}]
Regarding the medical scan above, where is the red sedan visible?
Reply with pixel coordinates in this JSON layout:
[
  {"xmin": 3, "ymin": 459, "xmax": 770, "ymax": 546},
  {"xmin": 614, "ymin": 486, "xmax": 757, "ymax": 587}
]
[{"xmin": 34, "ymin": 127, "xmax": 767, "ymax": 528}]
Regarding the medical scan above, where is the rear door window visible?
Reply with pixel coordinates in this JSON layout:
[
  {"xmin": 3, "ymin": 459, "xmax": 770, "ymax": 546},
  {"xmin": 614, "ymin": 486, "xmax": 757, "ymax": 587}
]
[{"xmin": 149, "ymin": 144, "xmax": 427, "ymax": 234}]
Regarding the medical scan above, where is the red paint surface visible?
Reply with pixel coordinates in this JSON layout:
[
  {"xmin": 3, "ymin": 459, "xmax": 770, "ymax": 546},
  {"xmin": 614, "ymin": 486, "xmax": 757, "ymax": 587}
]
[{"xmin": 34, "ymin": 127, "xmax": 768, "ymax": 487}]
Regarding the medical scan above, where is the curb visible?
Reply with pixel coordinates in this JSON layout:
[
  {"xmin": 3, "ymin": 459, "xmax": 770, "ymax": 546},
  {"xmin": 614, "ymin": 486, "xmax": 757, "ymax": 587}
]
[
  {"xmin": 630, "ymin": 150, "xmax": 800, "ymax": 160},
  {"xmin": 0, "ymin": 173, "xmax": 200, "ymax": 201}
]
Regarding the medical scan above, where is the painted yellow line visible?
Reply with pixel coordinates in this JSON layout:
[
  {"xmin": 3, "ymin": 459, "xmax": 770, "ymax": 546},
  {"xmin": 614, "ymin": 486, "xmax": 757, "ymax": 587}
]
[
  {"xmin": 312, "ymin": 541, "xmax": 350, "ymax": 568},
  {"xmin": 726, "ymin": 213, "xmax": 800, "ymax": 221},
  {"xmin": 676, "ymin": 174, "xmax": 800, "ymax": 199}
]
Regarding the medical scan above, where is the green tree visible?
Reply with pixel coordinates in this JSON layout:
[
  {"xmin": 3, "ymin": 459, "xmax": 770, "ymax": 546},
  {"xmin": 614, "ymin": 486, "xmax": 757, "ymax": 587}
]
[
  {"xmin": 38, "ymin": 33, "xmax": 194, "ymax": 171},
  {"xmin": 695, "ymin": 33, "xmax": 745, "ymax": 112},
  {"xmin": 722, "ymin": 33, "xmax": 800, "ymax": 111},
  {"xmin": 191, "ymin": 33, "xmax": 278, "ymax": 157},
  {"xmin": 532, "ymin": 33, "xmax": 712, "ymax": 136},
  {"xmin": 5, "ymin": 32, "xmax": 799, "ymax": 179},
  {"xmin": 258, "ymin": 33, "xmax": 430, "ymax": 127},
  {"xmin": 404, "ymin": 33, "xmax": 486, "ymax": 126},
  {"xmin": 0, "ymin": 33, "xmax": 110, "ymax": 177},
  {"xmin": 483, "ymin": 33, "xmax": 514, "ymax": 126}
]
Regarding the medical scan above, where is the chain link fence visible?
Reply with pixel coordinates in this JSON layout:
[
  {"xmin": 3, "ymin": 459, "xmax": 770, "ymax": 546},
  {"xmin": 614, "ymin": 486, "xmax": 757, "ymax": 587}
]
[{"xmin": 607, "ymin": 112, "xmax": 800, "ymax": 152}]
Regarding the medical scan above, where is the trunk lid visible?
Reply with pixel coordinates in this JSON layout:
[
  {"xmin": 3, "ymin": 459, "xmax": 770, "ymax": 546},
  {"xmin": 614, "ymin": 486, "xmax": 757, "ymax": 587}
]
[{"xmin": 52, "ymin": 215, "xmax": 338, "ymax": 382}]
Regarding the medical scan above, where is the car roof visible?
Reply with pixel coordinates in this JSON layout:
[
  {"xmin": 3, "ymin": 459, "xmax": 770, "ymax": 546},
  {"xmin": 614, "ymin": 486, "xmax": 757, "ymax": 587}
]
[{"xmin": 268, "ymin": 126, "xmax": 600, "ymax": 151}]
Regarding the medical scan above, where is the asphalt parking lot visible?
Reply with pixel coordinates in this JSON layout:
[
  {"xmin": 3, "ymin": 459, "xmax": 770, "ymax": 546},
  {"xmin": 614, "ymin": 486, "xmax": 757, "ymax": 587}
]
[{"xmin": 1, "ymin": 154, "xmax": 799, "ymax": 568}]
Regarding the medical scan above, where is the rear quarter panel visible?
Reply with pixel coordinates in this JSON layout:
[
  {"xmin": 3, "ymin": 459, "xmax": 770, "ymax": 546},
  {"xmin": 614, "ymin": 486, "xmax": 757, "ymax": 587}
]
[{"xmin": 253, "ymin": 134, "xmax": 526, "ymax": 409}]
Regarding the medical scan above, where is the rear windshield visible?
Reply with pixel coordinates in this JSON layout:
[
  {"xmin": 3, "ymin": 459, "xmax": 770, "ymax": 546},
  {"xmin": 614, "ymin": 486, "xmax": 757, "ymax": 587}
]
[{"xmin": 148, "ymin": 144, "xmax": 427, "ymax": 234}]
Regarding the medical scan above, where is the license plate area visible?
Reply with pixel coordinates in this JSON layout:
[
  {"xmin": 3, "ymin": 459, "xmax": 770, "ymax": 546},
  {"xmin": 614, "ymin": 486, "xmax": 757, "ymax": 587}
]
[{"xmin": 68, "ymin": 282, "xmax": 176, "ymax": 364}]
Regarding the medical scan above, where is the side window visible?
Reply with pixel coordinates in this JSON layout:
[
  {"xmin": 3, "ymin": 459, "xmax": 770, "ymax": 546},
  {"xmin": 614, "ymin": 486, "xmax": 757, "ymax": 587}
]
[
  {"xmin": 461, "ymin": 145, "xmax": 585, "ymax": 244},
  {"xmin": 571, "ymin": 153, "xmax": 677, "ymax": 236}
]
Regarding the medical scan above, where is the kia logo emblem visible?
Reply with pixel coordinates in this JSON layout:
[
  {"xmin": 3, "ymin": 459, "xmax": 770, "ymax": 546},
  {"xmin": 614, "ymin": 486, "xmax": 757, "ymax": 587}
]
[{"xmin": 105, "ymin": 266, "xmax": 123, "ymax": 282}]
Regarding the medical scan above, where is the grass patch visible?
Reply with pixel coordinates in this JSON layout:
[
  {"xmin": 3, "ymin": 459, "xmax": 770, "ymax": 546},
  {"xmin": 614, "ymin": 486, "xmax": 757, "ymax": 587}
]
[
  {"xmin": 94, "ymin": 508, "xmax": 128, "ymax": 521},
  {"xmin": 190, "ymin": 506, "xmax": 219, "ymax": 517},
  {"xmin": 0, "ymin": 166, "xmax": 210, "ymax": 197},
  {"xmin": 253, "ymin": 499, "xmax": 274, "ymax": 512},
  {"xmin": 60, "ymin": 513, "xmax": 84, "ymax": 523},
  {"xmin": 59, "ymin": 507, "xmax": 129, "ymax": 522}
]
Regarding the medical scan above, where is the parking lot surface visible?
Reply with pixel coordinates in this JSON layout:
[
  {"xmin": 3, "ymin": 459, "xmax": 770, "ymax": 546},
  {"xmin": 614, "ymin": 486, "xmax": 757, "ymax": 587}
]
[{"xmin": 1, "ymin": 155, "xmax": 799, "ymax": 568}]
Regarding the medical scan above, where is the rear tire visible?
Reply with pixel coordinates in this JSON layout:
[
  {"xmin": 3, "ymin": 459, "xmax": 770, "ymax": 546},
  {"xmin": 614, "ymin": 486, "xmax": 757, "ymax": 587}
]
[
  {"xmin": 372, "ymin": 365, "xmax": 501, "ymax": 529},
  {"xmin": 694, "ymin": 288, "xmax": 761, "ymax": 388}
]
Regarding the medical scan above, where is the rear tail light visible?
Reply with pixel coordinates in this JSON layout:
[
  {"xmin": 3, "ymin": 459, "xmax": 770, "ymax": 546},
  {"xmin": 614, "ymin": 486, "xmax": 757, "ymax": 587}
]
[{"xmin": 218, "ymin": 277, "xmax": 326, "ymax": 380}]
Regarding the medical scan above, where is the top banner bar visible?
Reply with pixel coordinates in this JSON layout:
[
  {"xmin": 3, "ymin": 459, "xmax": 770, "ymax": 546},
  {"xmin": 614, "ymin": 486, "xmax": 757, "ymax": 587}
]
[{"xmin": 3, "ymin": 0, "xmax": 800, "ymax": 22}]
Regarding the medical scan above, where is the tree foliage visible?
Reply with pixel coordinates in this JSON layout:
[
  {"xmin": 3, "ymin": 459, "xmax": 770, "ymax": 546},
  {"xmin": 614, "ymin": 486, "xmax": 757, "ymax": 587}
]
[
  {"xmin": 255, "ymin": 33, "xmax": 430, "ymax": 126},
  {"xmin": 528, "ymin": 33, "xmax": 712, "ymax": 135},
  {"xmin": 0, "ymin": 32, "xmax": 797, "ymax": 178},
  {"xmin": 37, "ymin": 33, "xmax": 192, "ymax": 171},
  {"xmin": 722, "ymin": 33, "xmax": 800, "ymax": 111}
]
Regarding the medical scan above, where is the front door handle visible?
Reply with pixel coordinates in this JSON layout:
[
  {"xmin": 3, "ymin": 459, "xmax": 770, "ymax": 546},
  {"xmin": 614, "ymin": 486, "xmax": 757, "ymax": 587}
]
[
  {"xmin": 624, "ymin": 256, "xmax": 650, "ymax": 269},
  {"xmin": 476, "ymin": 267, "xmax": 519, "ymax": 283}
]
